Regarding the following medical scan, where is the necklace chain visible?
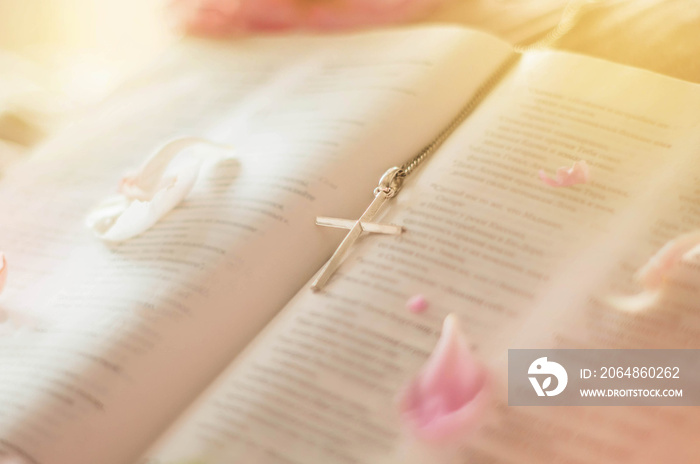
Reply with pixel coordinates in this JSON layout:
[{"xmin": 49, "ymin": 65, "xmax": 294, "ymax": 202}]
[
  {"xmin": 397, "ymin": 0, "xmax": 601, "ymax": 182},
  {"xmin": 398, "ymin": 54, "xmax": 518, "ymax": 179}
]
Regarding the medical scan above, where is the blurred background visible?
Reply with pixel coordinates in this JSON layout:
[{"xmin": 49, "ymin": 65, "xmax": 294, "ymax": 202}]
[
  {"xmin": 0, "ymin": 0, "xmax": 173, "ymax": 94},
  {"xmin": 0, "ymin": 0, "xmax": 698, "ymax": 170},
  {"xmin": 0, "ymin": 0, "xmax": 566, "ymax": 105},
  {"xmin": 0, "ymin": 0, "xmax": 176, "ymax": 171}
]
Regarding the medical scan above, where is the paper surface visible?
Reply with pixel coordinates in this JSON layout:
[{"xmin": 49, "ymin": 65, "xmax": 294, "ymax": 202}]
[
  {"xmin": 144, "ymin": 49, "xmax": 700, "ymax": 464},
  {"xmin": 0, "ymin": 28, "xmax": 513, "ymax": 464}
]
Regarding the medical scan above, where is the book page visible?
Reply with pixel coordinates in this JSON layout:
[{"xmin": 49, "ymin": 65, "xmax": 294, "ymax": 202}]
[
  {"xmin": 0, "ymin": 28, "xmax": 514, "ymax": 464},
  {"xmin": 144, "ymin": 50, "xmax": 700, "ymax": 464}
]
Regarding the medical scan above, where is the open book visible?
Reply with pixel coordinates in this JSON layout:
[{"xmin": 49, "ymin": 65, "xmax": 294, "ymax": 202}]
[{"xmin": 1, "ymin": 25, "xmax": 699, "ymax": 464}]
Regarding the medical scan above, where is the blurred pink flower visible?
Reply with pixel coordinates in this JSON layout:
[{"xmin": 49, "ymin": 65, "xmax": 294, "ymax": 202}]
[
  {"xmin": 168, "ymin": 0, "xmax": 449, "ymax": 35},
  {"xmin": 539, "ymin": 160, "xmax": 590, "ymax": 187},
  {"xmin": 398, "ymin": 314, "xmax": 489, "ymax": 443}
]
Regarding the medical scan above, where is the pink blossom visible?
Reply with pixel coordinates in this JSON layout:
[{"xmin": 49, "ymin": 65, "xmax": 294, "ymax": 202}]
[
  {"xmin": 168, "ymin": 0, "xmax": 449, "ymax": 35},
  {"xmin": 538, "ymin": 160, "xmax": 590, "ymax": 187},
  {"xmin": 398, "ymin": 314, "xmax": 489, "ymax": 443}
]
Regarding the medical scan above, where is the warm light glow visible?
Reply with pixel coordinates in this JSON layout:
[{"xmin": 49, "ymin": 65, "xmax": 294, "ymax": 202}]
[{"xmin": 0, "ymin": 0, "xmax": 177, "ymax": 105}]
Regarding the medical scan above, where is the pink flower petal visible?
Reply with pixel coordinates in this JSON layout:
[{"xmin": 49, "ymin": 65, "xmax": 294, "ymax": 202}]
[
  {"xmin": 636, "ymin": 231, "xmax": 700, "ymax": 289},
  {"xmin": 407, "ymin": 294, "xmax": 428, "ymax": 313},
  {"xmin": 398, "ymin": 314, "xmax": 489, "ymax": 443},
  {"xmin": 306, "ymin": 0, "xmax": 447, "ymax": 29},
  {"xmin": 240, "ymin": 0, "xmax": 305, "ymax": 31},
  {"xmin": 539, "ymin": 160, "xmax": 590, "ymax": 187},
  {"xmin": 606, "ymin": 231, "xmax": 700, "ymax": 312},
  {"xmin": 86, "ymin": 137, "xmax": 234, "ymax": 242},
  {"xmin": 169, "ymin": 0, "xmax": 449, "ymax": 34}
]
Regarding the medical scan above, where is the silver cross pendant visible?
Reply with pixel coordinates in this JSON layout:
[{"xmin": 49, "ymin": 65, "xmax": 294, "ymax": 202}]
[{"xmin": 311, "ymin": 167, "xmax": 406, "ymax": 292}]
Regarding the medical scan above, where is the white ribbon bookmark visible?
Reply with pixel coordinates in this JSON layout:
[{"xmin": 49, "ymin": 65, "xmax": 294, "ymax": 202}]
[{"xmin": 86, "ymin": 137, "xmax": 235, "ymax": 242}]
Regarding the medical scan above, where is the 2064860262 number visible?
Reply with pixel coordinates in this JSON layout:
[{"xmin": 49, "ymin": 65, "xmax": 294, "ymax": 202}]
[{"xmin": 600, "ymin": 366, "xmax": 680, "ymax": 379}]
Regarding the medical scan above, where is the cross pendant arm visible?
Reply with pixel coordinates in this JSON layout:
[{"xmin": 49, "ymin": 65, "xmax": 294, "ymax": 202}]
[
  {"xmin": 311, "ymin": 167, "xmax": 406, "ymax": 292},
  {"xmin": 315, "ymin": 217, "xmax": 404, "ymax": 235},
  {"xmin": 311, "ymin": 190, "xmax": 390, "ymax": 292}
]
